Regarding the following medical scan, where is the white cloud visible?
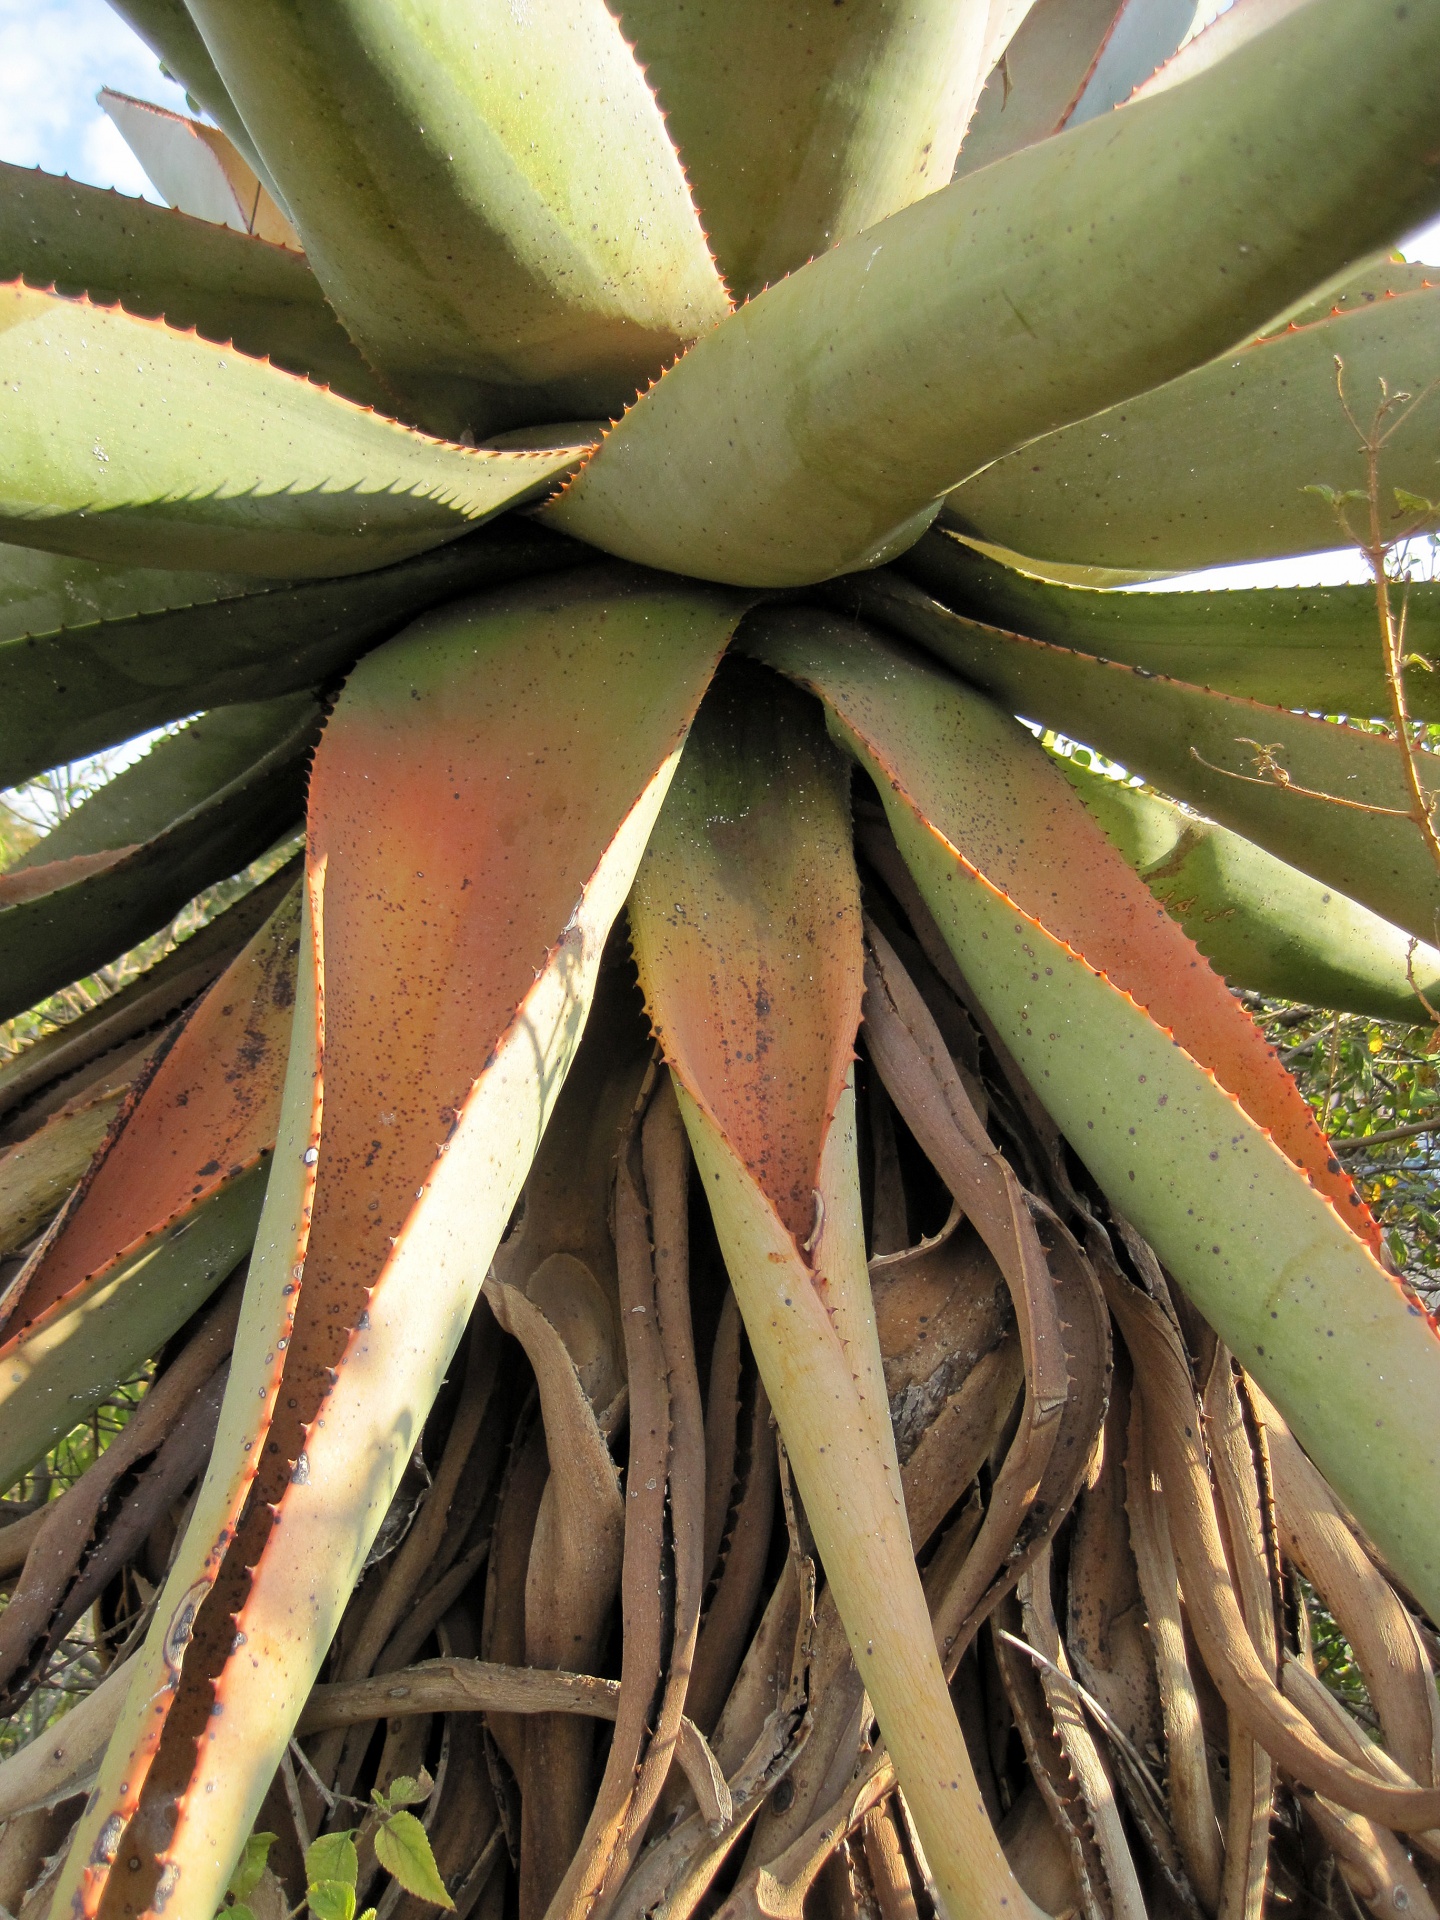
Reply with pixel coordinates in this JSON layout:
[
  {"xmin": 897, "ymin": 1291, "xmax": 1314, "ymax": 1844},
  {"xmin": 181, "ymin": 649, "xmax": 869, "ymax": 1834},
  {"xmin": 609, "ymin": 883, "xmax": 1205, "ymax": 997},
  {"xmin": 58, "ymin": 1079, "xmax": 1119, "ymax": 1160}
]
[{"xmin": 0, "ymin": 0, "xmax": 187, "ymax": 195}]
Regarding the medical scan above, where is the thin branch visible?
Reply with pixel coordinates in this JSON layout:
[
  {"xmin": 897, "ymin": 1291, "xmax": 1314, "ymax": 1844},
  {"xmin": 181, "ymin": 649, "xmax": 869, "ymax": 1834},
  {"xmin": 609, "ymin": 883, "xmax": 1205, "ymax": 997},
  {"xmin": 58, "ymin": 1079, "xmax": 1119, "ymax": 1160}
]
[
  {"xmin": 1187, "ymin": 746, "xmax": 1413, "ymax": 817},
  {"xmin": 1324, "ymin": 357, "xmax": 1440, "ymax": 876},
  {"xmin": 1330, "ymin": 1118, "xmax": 1440, "ymax": 1153}
]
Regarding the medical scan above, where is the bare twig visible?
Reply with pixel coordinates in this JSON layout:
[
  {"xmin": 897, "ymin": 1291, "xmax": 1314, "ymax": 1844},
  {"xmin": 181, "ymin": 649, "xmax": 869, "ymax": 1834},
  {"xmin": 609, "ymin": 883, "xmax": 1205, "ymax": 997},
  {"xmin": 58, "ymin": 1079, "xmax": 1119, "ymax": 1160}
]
[
  {"xmin": 1330, "ymin": 1118, "xmax": 1440, "ymax": 1153},
  {"xmin": 1187, "ymin": 745, "xmax": 1412, "ymax": 817}
]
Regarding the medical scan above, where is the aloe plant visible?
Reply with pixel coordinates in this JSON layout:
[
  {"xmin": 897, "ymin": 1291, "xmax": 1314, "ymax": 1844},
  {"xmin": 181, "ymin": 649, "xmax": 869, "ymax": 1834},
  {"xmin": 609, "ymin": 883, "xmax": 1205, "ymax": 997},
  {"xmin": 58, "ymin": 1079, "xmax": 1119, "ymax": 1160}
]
[{"xmin": 4, "ymin": 4, "xmax": 1440, "ymax": 1918}]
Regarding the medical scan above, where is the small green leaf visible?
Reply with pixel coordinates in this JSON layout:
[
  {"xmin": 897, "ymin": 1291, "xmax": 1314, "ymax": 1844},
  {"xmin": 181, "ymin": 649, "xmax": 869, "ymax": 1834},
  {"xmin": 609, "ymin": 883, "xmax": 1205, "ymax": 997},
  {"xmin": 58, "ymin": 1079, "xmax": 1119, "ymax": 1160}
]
[
  {"xmin": 228, "ymin": 1834, "xmax": 276, "ymax": 1902},
  {"xmin": 374, "ymin": 1770, "xmax": 432, "ymax": 1812},
  {"xmin": 227, "ymin": 1905, "xmax": 254, "ymax": 1920},
  {"xmin": 304, "ymin": 1834, "xmax": 358, "ymax": 1892},
  {"xmin": 1394, "ymin": 486, "xmax": 1440, "ymax": 515},
  {"xmin": 307, "ymin": 1882, "xmax": 356, "ymax": 1920},
  {"xmin": 374, "ymin": 1813, "xmax": 454, "ymax": 1910}
]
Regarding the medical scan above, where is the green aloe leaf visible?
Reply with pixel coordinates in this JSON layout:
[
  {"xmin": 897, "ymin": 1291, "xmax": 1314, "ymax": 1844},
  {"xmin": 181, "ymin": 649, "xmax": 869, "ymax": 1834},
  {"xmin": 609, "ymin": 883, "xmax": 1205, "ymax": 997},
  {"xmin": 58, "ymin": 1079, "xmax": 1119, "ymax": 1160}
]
[
  {"xmin": 105, "ymin": 0, "xmax": 285, "ymax": 205},
  {"xmin": 745, "ymin": 607, "xmax": 1368, "ymax": 1224},
  {"xmin": 617, "ymin": 0, "xmax": 1025, "ymax": 302},
  {"xmin": 957, "ymin": 0, "xmax": 1209, "ymax": 183},
  {"xmin": 185, "ymin": 0, "xmax": 730, "ymax": 439},
  {"xmin": 0, "ymin": 521, "xmax": 581, "ymax": 789},
  {"xmin": 0, "ymin": 161, "xmax": 386, "ymax": 406},
  {"xmin": 0, "ymin": 544, "xmax": 263, "ymax": 645},
  {"xmin": 1059, "ymin": 755, "xmax": 1440, "ymax": 1023},
  {"xmin": 630, "ymin": 664, "xmax": 1034, "ymax": 1920},
  {"xmin": 96, "ymin": 91, "xmax": 298, "ymax": 247},
  {"xmin": 0, "ymin": 888, "xmax": 299, "ymax": 1487},
  {"xmin": 1061, "ymin": 0, "xmax": 1203, "ymax": 122},
  {"xmin": 54, "ymin": 568, "xmax": 745, "ymax": 1920},
  {"xmin": 855, "ymin": 570, "xmax": 1440, "ymax": 946},
  {"xmin": 946, "ymin": 279, "xmax": 1440, "ymax": 574},
  {"xmin": 758, "ymin": 616, "xmax": 1440, "ymax": 1626},
  {"xmin": 0, "ymin": 854, "xmax": 298, "ymax": 1126},
  {"xmin": 1132, "ymin": 0, "xmax": 1323, "ymax": 107},
  {"xmin": 0, "ymin": 693, "xmax": 319, "ymax": 1019},
  {"xmin": 898, "ymin": 529, "xmax": 1440, "ymax": 723},
  {"xmin": 0, "ymin": 285, "xmax": 592, "ymax": 578},
  {"xmin": 546, "ymin": 0, "xmax": 1440, "ymax": 587},
  {"xmin": 0, "ymin": 1164, "xmax": 265, "ymax": 1491},
  {"xmin": 952, "ymin": 0, "xmax": 1128, "ymax": 181}
]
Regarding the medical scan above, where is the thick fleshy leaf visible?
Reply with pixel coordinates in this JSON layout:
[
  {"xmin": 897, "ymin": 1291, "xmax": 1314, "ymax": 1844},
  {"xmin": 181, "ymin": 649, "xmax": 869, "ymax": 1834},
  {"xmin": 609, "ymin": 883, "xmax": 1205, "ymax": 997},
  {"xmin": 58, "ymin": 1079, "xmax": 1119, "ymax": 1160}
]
[
  {"xmin": 0, "ymin": 544, "xmax": 261, "ymax": 646},
  {"xmin": 184, "ymin": 0, "xmax": 730, "ymax": 439},
  {"xmin": 617, "ymin": 0, "xmax": 1030, "ymax": 302},
  {"xmin": 767, "ymin": 624, "xmax": 1440, "ymax": 1625},
  {"xmin": 1134, "ymin": 0, "xmax": 1318, "ymax": 102},
  {"xmin": 54, "ymin": 567, "xmax": 743, "ymax": 1920},
  {"xmin": 97, "ymin": 91, "xmax": 298, "ymax": 247},
  {"xmin": 0, "ymin": 886, "xmax": 298, "ymax": 1486},
  {"xmin": 1062, "ymin": 0, "xmax": 1205, "ymax": 122},
  {"xmin": 545, "ymin": 0, "xmax": 1440, "ymax": 587},
  {"xmin": 0, "ymin": 521, "xmax": 581, "ymax": 789},
  {"xmin": 0, "ymin": 854, "xmax": 299, "ymax": 1125},
  {"xmin": 104, "ymin": 0, "xmax": 287, "ymax": 207},
  {"xmin": 946, "ymin": 279, "xmax": 1440, "ymax": 574},
  {"xmin": 744, "ymin": 607, "xmax": 1374, "ymax": 1232},
  {"xmin": 629, "ymin": 665, "xmax": 1035, "ymax": 1920},
  {"xmin": 0, "ymin": 285, "xmax": 592, "ymax": 578},
  {"xmin": 0, "ymin": 161, "xmax": 384, "ymax": 404},
  {"xmin": 1059, "ymin": 757, "xmax": 1440, "ymax": 1022},
  {"xmin": 0, "ymin": 693, "xmax": 318, "ymax": 1020},
  {"xmin": 854, "ymin": 570, "xmax": 1440, "ymax": 946},
  {"xmin": 956, "ymin": 0, "xmax": 1208, "ymax": 182},
  {"xmin": 952, "ymin": 0, "xmax": 1129, "ymax": 180},
  {"xmin": 898, "ymin": 529, "xmax": 1440, "ymax": 722}
]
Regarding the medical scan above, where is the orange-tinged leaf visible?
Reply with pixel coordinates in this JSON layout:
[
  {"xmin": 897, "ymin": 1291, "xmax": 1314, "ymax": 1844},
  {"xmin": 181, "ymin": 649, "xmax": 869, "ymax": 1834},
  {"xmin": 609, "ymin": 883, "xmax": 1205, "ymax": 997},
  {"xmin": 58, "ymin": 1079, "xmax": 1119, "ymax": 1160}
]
[
  {"xmin": 632, "ymin": 663, "xmax": 861, "ymax": 1246},
  {"xmin": 57, "ymin": 567, "xmax": 744, "ymax": 1920},
  {"xmin": 630, "ymin": 666, "xmax": 1037, "ymax": 1920},
  {"xmin": 0, "ymin": 885, "xmax": 299, "ymax": 1486},
  {"xmin": 745, "ymin": 607, "xmax": 1380, "ymax": 1247}
]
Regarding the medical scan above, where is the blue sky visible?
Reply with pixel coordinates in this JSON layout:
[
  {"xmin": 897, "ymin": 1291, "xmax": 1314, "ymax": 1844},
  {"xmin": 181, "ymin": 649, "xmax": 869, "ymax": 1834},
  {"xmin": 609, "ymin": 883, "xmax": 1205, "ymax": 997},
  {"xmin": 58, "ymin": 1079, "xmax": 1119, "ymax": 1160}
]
[{"xmin": 5, "ymin": 0, "xmax": 1440, "ymax": 595}]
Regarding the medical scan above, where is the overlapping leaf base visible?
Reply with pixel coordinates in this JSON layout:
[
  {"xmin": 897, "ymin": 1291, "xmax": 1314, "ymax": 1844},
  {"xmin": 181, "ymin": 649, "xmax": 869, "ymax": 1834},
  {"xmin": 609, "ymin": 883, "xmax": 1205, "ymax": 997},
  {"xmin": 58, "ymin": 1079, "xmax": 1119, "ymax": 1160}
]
[{"xmin": 5, "ymin": 3, "xmax": 1440, "ymax": 1919}]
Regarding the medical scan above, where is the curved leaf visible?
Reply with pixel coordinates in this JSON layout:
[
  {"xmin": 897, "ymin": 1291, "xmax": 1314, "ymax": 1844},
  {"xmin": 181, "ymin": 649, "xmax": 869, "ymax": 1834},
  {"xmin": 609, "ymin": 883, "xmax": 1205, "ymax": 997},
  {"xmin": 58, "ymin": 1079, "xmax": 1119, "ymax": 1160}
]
[
  {"xmin": 744, "ymin": 607, "xmax": 1374, "ymax": 1231},
  {"xmin": 105, "ymin": 0, "xmax": 288, "ymax": 208},
  {"xmin": 618, "ymin": 0, "xmax": 1025, "ymax": 302},
  {"xmin": 0, "ymin": 886, "xmax": 299, "ymax": 1486},
  {"xmin": 779, "ymin": 630, "xmax": 1440, "ymax": 1627},
  {"xmin": 0, "ymin": 854, "xmax": 299, "ymax": 1126},
  {"xmin": 630, "ymin": 665, "xmax": 1034, "ymax": 1920},
  {"xmin": 0, "ymin": 543, "xmax": 262, "ymax": 647},
  {"xmin": 0, "ymin": 521, "xmax": 581, "ymax": 790},
  {"xmin": 1059, "ymin": 757, "xmax": 1440, "ymax": 1023},
  {"xmin": 898, "ymin": 529, "xmax": 1440, "ymax": 722},
  {"xmin": 1063, "ymin": 0, "xmax": 1204, "ymax": 123},
  {"xmin": 952, "ymin": 0, "xmax": 1128, "ymax": 181},
  {"xmin": 946, "ymin": 281, "xmax": 1440, "ymax": 574},
  {"xmin": 0, "ymin": 285, "xmax": 592, "ymax": 578},
  {"xmin": 97, "ymin": 90, "xmax": 297, "ymax": 247},
  {"xmin": 545, "ymin": 0, "xmax": 1440, "ymax": 586},
  {"xmin": 0, "ymin": 694, "xmax": 319, "ymax": 1020},
  {"xmin": 54, "ymin": 567, "xmax": 744, "ymax": 1920},
  {"xmin": 0, "ymin": 161, "xmax": 385, "ymax": 405},
  {"xmin": 1134, "ymin": 0, "xmax": 1319, "ymax": 103},
  {"xmin": 854, "ymin": 570, "xmax": 1440, "ymax": 946},
  {"xmin": 185, "ymin": 0, "xmax": 730, "ymax": 439}
]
